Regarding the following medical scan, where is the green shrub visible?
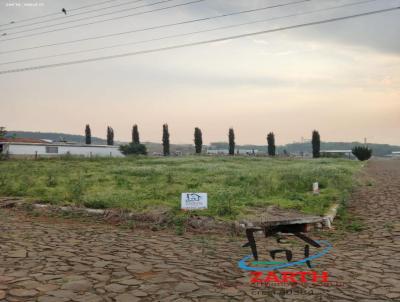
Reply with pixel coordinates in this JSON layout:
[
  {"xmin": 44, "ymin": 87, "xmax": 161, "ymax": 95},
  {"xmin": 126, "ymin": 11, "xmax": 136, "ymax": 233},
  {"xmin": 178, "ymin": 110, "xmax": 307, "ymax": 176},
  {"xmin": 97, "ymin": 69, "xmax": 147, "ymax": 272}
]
[
  {"xmin": 352, "ymin": 146, "xmax": 372, "ymax": 161},
  {"xmin": 119, "ymin": 143, "xmax": 147, "ymax": 155}
]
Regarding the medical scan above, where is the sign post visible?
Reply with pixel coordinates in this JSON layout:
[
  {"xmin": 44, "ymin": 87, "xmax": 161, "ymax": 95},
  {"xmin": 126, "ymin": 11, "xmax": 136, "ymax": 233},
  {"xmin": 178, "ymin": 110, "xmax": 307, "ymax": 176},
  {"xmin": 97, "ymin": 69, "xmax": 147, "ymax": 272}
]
[{"xmin": 181, "ymin": 193, "xmax": 208, "ymax": 210}]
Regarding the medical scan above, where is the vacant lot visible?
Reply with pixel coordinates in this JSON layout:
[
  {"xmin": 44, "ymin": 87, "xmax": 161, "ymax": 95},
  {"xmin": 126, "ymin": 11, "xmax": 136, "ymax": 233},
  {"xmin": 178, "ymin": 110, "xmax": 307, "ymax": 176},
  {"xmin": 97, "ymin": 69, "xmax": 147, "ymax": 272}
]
[{"xmin": 0, "ymin": 156, "xmax": 360, "ymax": 217}]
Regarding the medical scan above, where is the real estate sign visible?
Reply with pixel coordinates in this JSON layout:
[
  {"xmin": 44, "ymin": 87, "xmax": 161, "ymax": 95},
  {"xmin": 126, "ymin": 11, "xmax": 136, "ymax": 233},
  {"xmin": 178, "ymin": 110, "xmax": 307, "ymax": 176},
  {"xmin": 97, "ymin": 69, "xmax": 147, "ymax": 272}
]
[{"xmin": 181, "ymin": 193, "xmax": 208, "ymax": 210}]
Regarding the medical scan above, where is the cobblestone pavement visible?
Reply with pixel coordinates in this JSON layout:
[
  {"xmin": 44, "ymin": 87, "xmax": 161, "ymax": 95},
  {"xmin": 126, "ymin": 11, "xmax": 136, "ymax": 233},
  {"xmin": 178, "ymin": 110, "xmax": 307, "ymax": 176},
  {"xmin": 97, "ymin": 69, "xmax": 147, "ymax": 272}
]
[{"xmin": 0, "ymin": 159, "xmax": 399, "ymax": 302}]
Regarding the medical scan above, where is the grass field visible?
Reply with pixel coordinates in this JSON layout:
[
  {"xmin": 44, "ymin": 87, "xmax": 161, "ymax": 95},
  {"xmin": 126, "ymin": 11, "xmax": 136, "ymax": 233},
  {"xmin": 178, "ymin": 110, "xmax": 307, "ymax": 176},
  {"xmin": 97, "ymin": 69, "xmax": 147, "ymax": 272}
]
[{"xmin": 0, "ymin": 156, "xmax": 361, "ymax": 218}]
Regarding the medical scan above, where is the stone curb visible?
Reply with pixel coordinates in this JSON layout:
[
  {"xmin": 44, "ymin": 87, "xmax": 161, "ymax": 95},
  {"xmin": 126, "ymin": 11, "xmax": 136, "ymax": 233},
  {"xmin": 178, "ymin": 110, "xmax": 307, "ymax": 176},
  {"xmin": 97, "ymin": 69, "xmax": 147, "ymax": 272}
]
[
  {"xmin": 0, "ymin": 197, "xmax": 339, "ymax": 233},
  {"xmin": 321, "ymin": 203, "xmax": 339, "ymax": 229}
]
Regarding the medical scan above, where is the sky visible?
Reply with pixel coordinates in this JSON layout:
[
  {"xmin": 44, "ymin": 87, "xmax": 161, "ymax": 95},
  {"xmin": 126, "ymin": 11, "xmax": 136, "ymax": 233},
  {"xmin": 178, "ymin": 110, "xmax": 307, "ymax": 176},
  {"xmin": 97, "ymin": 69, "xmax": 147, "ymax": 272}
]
[{"xmin": 0, "ymin": 0, "xmax": 399, "ymax": 145}]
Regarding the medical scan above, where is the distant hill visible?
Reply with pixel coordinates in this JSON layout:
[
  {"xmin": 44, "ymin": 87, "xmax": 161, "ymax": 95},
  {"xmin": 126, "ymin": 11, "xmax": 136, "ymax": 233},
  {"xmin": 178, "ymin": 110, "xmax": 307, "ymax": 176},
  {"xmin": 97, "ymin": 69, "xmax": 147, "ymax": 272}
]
[
  {"xmin": 209, "ymin": 142, "xmax": 400, "ymax": 157},
  {"xmin": 5, "ymin": 131, "xmax": 399, "ymax": 156},
  {"xmin": 278, "ymin": 142, "xmax": 400, "ymax": 157}
]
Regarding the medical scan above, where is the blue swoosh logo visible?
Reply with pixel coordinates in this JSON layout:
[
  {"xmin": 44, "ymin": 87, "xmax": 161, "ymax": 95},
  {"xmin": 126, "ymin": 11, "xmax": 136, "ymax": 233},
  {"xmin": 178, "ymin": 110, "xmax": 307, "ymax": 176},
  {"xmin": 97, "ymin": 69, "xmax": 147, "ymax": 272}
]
[{"xmin": 238, "ymin": 240, "xmax": 332, "ymax": 271}]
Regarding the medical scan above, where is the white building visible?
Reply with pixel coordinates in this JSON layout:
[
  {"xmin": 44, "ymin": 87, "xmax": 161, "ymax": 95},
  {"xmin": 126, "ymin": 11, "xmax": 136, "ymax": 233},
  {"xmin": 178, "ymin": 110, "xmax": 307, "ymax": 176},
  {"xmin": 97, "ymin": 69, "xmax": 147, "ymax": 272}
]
[
  {"xmin": 206, "ymin": 149, "xmax": 258, "ymax": 155},
  {"xmin": 320, "ymin": 150, "xmax": 354, "ymax": 159},
  {"xmin": 0, "ymin": 138, "xmax": 124, "ymax": 158},
  {"xmin": 392, "ymin": 151, "xmax": 400, "ymax": 157},
  {"xmin": 206, "ymin": 149, "xmax": 229, "ymax": 155}
]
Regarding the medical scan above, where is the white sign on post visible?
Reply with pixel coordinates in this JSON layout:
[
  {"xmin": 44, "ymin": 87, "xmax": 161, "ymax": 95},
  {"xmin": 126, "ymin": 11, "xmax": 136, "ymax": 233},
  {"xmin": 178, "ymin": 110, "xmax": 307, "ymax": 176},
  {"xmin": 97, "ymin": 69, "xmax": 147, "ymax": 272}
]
[{"xmin": 181, "ymin": 193, "xmax": 208, "ymax": 210}]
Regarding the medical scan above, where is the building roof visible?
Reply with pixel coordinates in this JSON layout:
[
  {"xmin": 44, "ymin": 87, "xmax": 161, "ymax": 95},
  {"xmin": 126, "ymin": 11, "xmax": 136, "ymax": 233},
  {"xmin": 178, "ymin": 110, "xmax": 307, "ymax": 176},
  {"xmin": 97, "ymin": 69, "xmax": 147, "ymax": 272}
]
[
  {"xmin": 321, "ymin": 150, "xmax": 352, "ymax": 153},
  {"xmin": 1, "ymin": 140, "xmax": 120, "ymax": 148},
  {"xmin": 0, "ymin": 137, "xmax": 45, "ymax": 144}
]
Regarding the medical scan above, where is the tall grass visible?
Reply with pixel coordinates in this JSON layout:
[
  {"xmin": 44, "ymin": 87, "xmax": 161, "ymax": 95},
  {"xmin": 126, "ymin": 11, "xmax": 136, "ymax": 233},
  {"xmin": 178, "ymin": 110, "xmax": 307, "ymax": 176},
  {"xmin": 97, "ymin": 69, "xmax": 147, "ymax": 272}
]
[{"xmin": 0, "ymin": 156, "xmax": 361, "ymax": 217}]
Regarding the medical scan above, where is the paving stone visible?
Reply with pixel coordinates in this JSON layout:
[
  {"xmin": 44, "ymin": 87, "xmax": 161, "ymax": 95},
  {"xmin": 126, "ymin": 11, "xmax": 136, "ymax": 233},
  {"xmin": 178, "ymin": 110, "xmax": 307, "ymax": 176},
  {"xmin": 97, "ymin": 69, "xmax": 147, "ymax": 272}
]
[
  {"xmin": 48, "ymin": 289, "xmax": 77, "ymax": 299},
  {"xmin": 129, "ymin": 289, "xmax": 148, "ymax": 297},
  {"xmin": 16, "ymin": 280, "xmax": 42, "ymax": 289},
  {"xmin": 0, "ymin": 276, "xmax": 14, "ymax": 283},
  {"xmin": 117, "ymin": 278, "xmax": 142, "ymax": 286},
  {"xmin": 89, "ymin": 273, "xmax": 110, "ymax": 282},
  {"xmin": 104, "ymin": 283, "xmax": 128, "ymax": 293},
  {"xmin": 372, "ymin": 287, "xmax": 391, "ymax": 295},
  {"xmin": 61, "ymin": 280, "xmax": 92, "ymax": 292},
  {"xmin": 36, "ymin": 284, "xmax": 60, "ymax": 292},
  {"xmin": 93, "ymin": 261, "xmax": 110, "ymax": 268},
  {"xmin": 126, "ymin": 263, "xmax": 152, "ymax": 273},
  {"xmin": 174, "ymin": 282, "xmax": 200, "ymax": 293},
  {"xmin": 8, "ymin": 249, "xmax": 27, "ymax": 258},
  {"xmin": 38, "ymin": 296, "xmax": 69, "ymax": 302},
  {"xmin": 221, "ymin": 287, "xmax": 241, "ymax": 296},
  {"xmin": 386, "ymin": 292, "xmax": 400, "ymax": 299},
  {"xmin": 114, "ymin": 293, "xmax": 141, "ymax": 302},
  {"xmin": 9, "ymin": 288, "xmax": 38, "ymax": 297},
  {"xmin": 72, "ymin": 293, "xmax": 104, "ymax": 302},
  {"xmin": 36, "ymin": 275, "xmax": 63, "ymax": 282},
  {"xmin": 0, "ymin": 290, "xmax": 5, "ymax": 299}
]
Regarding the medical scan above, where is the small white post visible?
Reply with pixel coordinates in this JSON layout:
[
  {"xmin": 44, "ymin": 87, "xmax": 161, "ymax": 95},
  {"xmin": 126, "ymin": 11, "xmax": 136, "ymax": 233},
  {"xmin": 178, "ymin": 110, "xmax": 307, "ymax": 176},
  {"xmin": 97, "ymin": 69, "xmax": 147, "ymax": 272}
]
[{"xmin": 313, "ymin": 182, "xmax": 319, "ymax": 195}]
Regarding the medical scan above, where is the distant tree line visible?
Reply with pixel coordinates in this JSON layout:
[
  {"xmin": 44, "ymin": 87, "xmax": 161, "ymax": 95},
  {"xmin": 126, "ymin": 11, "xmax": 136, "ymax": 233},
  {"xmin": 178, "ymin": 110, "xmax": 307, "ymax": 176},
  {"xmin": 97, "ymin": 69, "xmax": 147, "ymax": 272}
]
[
  {"xmin": 82, "ymin": 124, "xmax": 374, "ymax": 160},
  {"xmin": 0, "ymin": 124, "xmax": 375, "ymax": 161}
]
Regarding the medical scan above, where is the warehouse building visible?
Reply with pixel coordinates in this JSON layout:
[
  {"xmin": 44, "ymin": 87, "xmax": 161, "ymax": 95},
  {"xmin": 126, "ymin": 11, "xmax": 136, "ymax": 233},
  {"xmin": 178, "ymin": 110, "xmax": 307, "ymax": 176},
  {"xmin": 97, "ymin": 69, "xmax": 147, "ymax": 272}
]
[{"xmin": 0, "ymin": 138, "xmax": 123, "ymax": 158}]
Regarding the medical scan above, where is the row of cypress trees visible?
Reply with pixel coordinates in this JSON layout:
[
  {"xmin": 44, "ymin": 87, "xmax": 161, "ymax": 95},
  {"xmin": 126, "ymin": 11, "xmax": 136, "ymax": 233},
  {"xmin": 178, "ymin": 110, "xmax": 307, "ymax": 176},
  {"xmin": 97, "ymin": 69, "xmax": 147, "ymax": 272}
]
[
  {"xmin": 84, "ymin": 124, "xmax": 321, "ymax": 158},
  {"xmin": 85, "ymin": 124, "xmax": 115, "ymax": 146}
]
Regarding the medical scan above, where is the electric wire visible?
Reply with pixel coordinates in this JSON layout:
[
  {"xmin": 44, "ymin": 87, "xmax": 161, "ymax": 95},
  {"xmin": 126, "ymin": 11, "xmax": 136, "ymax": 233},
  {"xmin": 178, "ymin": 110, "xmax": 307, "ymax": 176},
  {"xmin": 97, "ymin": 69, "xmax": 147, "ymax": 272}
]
[
  {"xmin": 0, "ymin": 0, "xmax": 310, "ymax": 48},
  {"xmin": 0, "ymin": 0, "xmax": 380, "ymax": 65},
  {"xmin": 1, "ymin": 6, "xmax": 398, "ymax": 75},
  {"xmin": 1, "ymin": 0, "xmax": 149, "ymax": 31},
  {"xmin": 0, "ymin": 0, "xmax": 126, "ymax": 27},
  {"xmin": 0, "ymin": 0, "xmax": 205, "ymax": 40}
]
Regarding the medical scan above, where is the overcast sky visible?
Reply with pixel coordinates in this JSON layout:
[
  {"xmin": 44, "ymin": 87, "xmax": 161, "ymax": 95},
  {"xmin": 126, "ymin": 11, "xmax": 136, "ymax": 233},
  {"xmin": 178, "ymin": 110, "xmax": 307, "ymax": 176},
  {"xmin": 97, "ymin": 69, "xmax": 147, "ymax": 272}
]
[{"xmin": 0, "ymin": 0, "xmax": 399, "ymax": 145}]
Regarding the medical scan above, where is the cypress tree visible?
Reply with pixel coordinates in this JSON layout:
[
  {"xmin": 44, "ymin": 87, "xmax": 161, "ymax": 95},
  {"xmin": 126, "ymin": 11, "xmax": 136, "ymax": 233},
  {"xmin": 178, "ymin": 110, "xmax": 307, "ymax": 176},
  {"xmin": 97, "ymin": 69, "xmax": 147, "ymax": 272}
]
[
  {"xmin": 312, "ymin": 130, "xmax": 320, "ymax": 158},
  {"xmin": 0, "ymin": 127, "xmax": 7, "ymax": 138},
  {"xmin": 194, "ymin": 127, "xmax": 203, "ymax": 154},
  {"xmin": 132, "ymin": 124, "xmax": 140, "ymax": 144},
  {"xmin": 162, "ymin": 124, "xmax": 170, "ymax": 156},
  {"xmin": 228, "ymin": 128, "xmax": 235, "ymax": 155},
  {"xmin": 107, "ymin": 126, "xmax": 114, "ymax": 146},
  {"xmin": 267, "ymin": 132, "xmax": 276, "ymax": 156},
  {"xmin": 85, "ymin": 124, "xmax": 91, "ymax": 145}
]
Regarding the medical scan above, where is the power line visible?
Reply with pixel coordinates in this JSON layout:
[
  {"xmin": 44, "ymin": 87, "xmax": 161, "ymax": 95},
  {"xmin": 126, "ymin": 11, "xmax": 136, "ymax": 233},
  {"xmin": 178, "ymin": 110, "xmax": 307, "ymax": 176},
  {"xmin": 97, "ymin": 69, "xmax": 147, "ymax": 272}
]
[
  {"xmin": 0, "ymin": 0, "xmax": 204, "ymax": 40},
  {"xmin": 0, "ymin": 0, "xmax": 380, "ymax": 65},
  {"xmin": 1, "ymin": 6, "xmax": 398, "ymax": 75},
  {"xmin": 1, "ymin": 0, "xmax": 148, "ymax": 31},
  {"xmin": 0, "ymin": 0, "xmax": 125, "ymax": 27},
  {"xmin": 0, "ymin": 0, "xmax": 310, "ymax": 48},
  {"xmin": 2, "ymin": 0, "xmax": 179, "ymax": 35}
]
